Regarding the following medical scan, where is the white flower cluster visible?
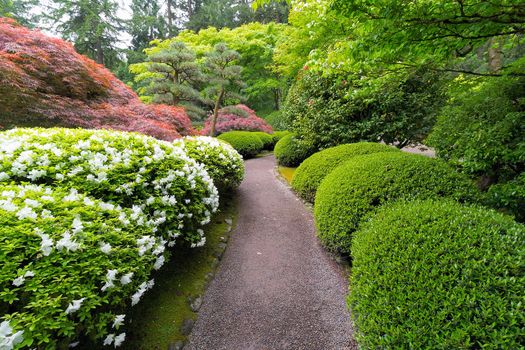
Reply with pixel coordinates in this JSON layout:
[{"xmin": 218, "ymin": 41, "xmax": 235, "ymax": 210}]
[
  {"xmin": 174, "ymin": 136, "xmax": 245, "ymax": 192},
  {"xmin": 0, "ymin": 321, "xmax": 24, "ymax": 350}
]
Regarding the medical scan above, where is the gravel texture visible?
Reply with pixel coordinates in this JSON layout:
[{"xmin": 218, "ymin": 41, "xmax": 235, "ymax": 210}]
[{"xmin": 186, "ymin": 155, "xmax": 356, "ymax": 350}]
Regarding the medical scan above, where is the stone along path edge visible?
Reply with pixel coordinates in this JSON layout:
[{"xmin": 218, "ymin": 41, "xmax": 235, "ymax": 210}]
[{"xmin": 186, "ymin": 155, "xmax": 356, "ymax": 350}]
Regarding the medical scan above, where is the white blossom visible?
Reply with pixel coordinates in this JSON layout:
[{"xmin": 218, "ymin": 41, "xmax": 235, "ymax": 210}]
[
  {"xmin": 56, "ymin": 231, "xmax": 80, "ymax": 252},
  {"xmin": 65, "ymin": 298, "xmax": 85, "ymax": 314},
  {"xmin": 114, "ymin": 333, "xmax": 126, "ymax": 347},
  {"xmin": 99, "ymin": 242, "xmax": 112, "ymax": 254},
  {"xmin": 120, "ymin": 273, "xmax": 133, "ymax": 285},
  {"xmin": 112, "ymin": 315, "xmax": 125, "ymax": 328},
  {"xmin": 0, "ymin": 320, "xmax": 24, "ymax": 350}
]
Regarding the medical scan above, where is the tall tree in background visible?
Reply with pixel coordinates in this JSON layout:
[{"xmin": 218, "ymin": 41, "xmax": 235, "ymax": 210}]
[
  {"xmin": 45, "ymin": 0, "xmax": 122, "ymax": 68},
  {"xmin": 129, "ymin": 0, "xmax": 167, "ymax": 53},
  {"xmin": 0, "ymin": 0, "xmax": 38, "ymax": 27},
  {"xmin": 131, "ymin": 41, "xmax": 206, "ymax": 120},
  {"xmin": 204, "ymin": 43, "xmax": 244, "ymax": 136}
]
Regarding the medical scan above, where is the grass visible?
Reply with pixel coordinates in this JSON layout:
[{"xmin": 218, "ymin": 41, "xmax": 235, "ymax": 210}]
[
  {"xmin": 278, "ymin": 166, "xmax": 297, "ymax": 184},
  {"xmin": 77, "ymin": 194, "xmax": 239, "ymax": 350}
]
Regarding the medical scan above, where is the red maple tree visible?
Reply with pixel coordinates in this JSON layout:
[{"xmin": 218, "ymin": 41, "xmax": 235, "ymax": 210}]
[
  {"xmin": 0, "ymin": 18, "xmax": 195, "ymax": 140},
  {"xmin": 200, "ymin": 104, "xmax": 273, "ymax": 135}
]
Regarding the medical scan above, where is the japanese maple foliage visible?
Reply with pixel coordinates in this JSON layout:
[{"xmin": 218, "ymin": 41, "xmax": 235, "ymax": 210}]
[
  {"xmin": 0, "ymin": 18, "xmax": 194, "ymax": 140},
  {"xmin": 201, "ymin": 104, "xmax": 273, "ymax": 135}
]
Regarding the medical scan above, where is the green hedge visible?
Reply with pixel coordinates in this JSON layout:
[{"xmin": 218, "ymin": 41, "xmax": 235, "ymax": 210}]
[
  {"xmin": 217, "ymin": 131, "xmax": 264, "ymax": 158},
  {"xmin": 251, "ymin": 132, "xmax": 275, "ymax": 150},
  {"xmin": 271, "ymin": 130, "xmax": 290, "ymax": 144},
  {"xmin": 291, "ymin": 143, "xmax": 399, "ymax": 202},
  {"xmin": 0, "ymin": 184, "xmax": 164, "ymax": 348},
  {"xmin": 350, "ymin": 199, "xmax": 525, "ymax": 349},
  {"xmin": 0, "ymin": 128, "xmax": 219, "ymax": 245},
  {"xmin": 314, "ymin": 152, "xmax": 478, "ymax": 253},
  {"xmin": 174, "ymin": 136, "xmax": 245, "ymax": 192},
  {"xmin": 274, "ymin": 134, "xmax": 317, "ymax": 167}
]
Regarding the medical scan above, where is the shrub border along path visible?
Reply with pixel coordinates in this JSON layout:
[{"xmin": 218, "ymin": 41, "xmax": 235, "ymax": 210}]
[{"xmin": 186, "ymin": 155, "xmax": 356, "ymax": 349}]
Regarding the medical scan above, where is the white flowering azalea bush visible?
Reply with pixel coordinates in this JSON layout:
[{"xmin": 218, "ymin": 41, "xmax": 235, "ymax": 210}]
[
  {"xmin": 0, "ymin": 128, "xmax": 219, "ymax": 246},
  {"xmin": 0, "ymin": 184, "xmax": 168, "ymax": 349},
  {"xmin": 174, "ymin": 136, "xmax": 245, "ymax": 192}
]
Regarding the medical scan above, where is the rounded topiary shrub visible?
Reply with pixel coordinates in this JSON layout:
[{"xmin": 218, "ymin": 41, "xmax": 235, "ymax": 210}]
[
  {"xmin": 314, "ymin": 152, "xmax": 478, "ymax": 253},
  {"xmin": 0, "ymin": 184, "xmax": 167, "ymax": 348},
  {"xmin": 274, "ymin": 134, "xmax": 317, "ymax": 167},
  {"xmin": 350, "ymin": 199, "xmax": 525, "ymax": 349},
  {"xmin": 291, "ymin": 142, "xmax": 399, "ymax": 202},
  {"xmin": 174, "ymin": 136, "xmax": 245, "ymax": 192},
  {"xmin": 0, "ymin": 128, "xmax": 219, "ymax": 246},
  {"xmin": 251, "ymin": 132, "xmax": 275, "ymax": 150},
  {"xmin": 271, "ymin": 130, "xmax": 290, "ymax": 144},
  {"xmin": 217, "ymin": 131, "xmax": 264, "ymax": 159}
]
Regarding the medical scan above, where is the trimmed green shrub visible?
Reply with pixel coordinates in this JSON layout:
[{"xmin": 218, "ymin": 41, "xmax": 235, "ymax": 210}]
[
  {"xmin": 263, "ymin": 110, "xmax": 288, "ymax": 131},
  {"xmin": 271, "ymin": 130, "xmax": 290, "ymax": 144},
  {"xmin": 0, "ymin": 128, "xmax": 219, "ymax": 246},
  {"xmin": 217, "ymin": 131, "xmax": 264, "ymax": 158},
  {"xmin": 314, "ymin": 152, "xmax": 478, "ymax": 253},
  {"xmin": 291, "ymin": 143, "xmax": 399, "ymax": 202},
  {"xmin": 274, "ymin": 134, "xmax": 317, "ymax": 167},
  {"xmin": 0, "ymin": 184, "xmax": 167, "ymax": 348},
  {"xmin": 174, "ymin": 136, "xmax": 245, "ymax": 192},
  {"xmin": 350, "ymin": 199, "xmax": 525, "ymax": 349},
  {"xmin": 251, "ymin": 132, "xmax": 275, "ymax": 150}
]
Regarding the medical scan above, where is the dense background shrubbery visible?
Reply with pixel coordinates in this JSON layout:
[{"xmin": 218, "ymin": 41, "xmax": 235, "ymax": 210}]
[
  {"xmin": 274, "ymin": 133, "xmax": 316, "ymax": 167},
  {"xmin": 314, "ymin": 152, "xmax": 478, "ymax": 253},
  {"xmin": 217, "ymin": 131, "xmax": 264, "ymax": 158},
  {"xmin": 174, "ymin": 136, "xmax": 245, "ymax": 192},
  {"xmin": 427, "ymin": 76, "xmax": 525, "ymax": 222},
  {"xmin": 350, "ymin": 199, "xmax": 525, "ymax": 349},
  {"xmin": 291, "ymin": 143, "xmax": 399, "ymax": 202},
  {"xmin": 282, "ymin": 69, "xmax": 445, "ymax": 150},
  {"xmin": 251, "ymin": 132, "xmax": 275, "ymax": 150}
]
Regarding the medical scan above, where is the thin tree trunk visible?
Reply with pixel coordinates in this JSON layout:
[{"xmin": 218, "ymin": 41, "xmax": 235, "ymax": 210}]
[
  {"xmin": 167, "ymin": 0, "xmax": 174, "ymax": 37},
  {"xmin": 488, "ymin": 38, "xmax": 502, "ymax": 73},
  {"xmin": 274, "ymin": 88, "xmax": 281, "ymax": 110},
  {"xmin": 210, "ymin": 88, "xmax": 225, "ymax": 137},
  {"xmin": 95, "ymin": 39, "xmax": 104, "ymax": 65}
]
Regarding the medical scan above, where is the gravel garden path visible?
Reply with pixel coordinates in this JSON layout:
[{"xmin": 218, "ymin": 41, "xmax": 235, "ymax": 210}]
[{"xmin": 186, "ymin": 155, "xmax": 356, "ymax": 350}]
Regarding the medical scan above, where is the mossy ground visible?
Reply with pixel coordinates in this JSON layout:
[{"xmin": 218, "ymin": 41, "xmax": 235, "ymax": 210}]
[
  {"xmin": 125, "ymin": 194, "xmax": 238, "ymax": 349},
  {"xmin": 278, "ymin": 166, "xmax": 296, "ymax": 184},
  {"xmin": 76, "ymin": 194, "xmax": 238, "ymax": 350}
]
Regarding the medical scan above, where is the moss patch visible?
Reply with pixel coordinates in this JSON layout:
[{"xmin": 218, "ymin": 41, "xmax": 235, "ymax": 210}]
[
  {"xmin": 123, "ymin": 194, "xmax": 239, "ymax": 349},
  {"xmin": 278, "ymin": 166, "xmax": 297, "ymax": 184}
]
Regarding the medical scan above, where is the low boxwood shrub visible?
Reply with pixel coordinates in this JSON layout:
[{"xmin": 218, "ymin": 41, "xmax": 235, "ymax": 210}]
[
  {"xmin": 174, "ymin": 136, "xmax": 245, "ymax": 192},
  {"xmin": 217, "ymin": 131, "xmax": 264, "ymax": 159},
  {"xmin": 291, "ymin": 143, "xmax": 399, "ymax": 202},
  {"xmin": 0, "ymin": 184, "xmax": 168, "ymax": 348},
  {"xmin": 350, "ymin": 199, "xmax": 525, "ymax": 349},
  {"xmin": 271, "ymin": 130, "xmax": 290, "ymax": 144},
  {"xmin": 314, "ymin": 152, "xmax": 478, "ymax": 253},
  {"xmin": 274, "ymin": 134, "xmax": 317, "ymax": 167},
  {"xmin": 251, "ymin": 132, "xmax": 275, "ymax": 150},
  {"xmin": 0, "ymin": 128, "xmax": 219, "ymax": 246}
]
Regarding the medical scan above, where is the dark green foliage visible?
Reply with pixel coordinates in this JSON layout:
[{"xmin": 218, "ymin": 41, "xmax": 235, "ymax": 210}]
[
  {"xmin": 217, "ymin": 131, "xmax": 264, "ymax": 158},
  {"xmin": 271, "ymin": 130, "xmax": 290, "ymax": 144},
  {"xmin": 427, "ymin": 77, "xmax": 525, "ymax": 221},
  {"xmin": 263, "ymin": 110, "xmax": 288, "ymax": 131},
  {"xmin": 0, "ymin": 0, "xmax": 38, "ymax": 27},
  {"xmin": 273, "ymin": 133, "xmax": 317, "ymax": 167},
  {"xmin": 283, "ymin": 69, "xmax": 446, "ymax": 150},
  {"xmin": 350, "ymin": 199, "xmax": 525, "ymax": 349},
  {"xmin": 251, "ymin": 132, "xmax": 275, "ymax": 150},
  {"xmin": 291, "ymin": 143, "xmax": 399, "ymax": 202},
  {"xmin": 314, "ymin": 152, "xmax": 479, "ymax": 253}
]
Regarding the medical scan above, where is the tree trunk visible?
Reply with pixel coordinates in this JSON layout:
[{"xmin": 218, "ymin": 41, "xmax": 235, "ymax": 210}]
[
  {"xmin": 487, "ymin": 38, "xmax": 502, "ymax": 73},
  {"xmin": 274, "ymin": 88, "xmax": 281, "ymax": 110},
  {"xmin": 95, "ymin": 39, "xmax": 104, "ymax": 65},
  {"xmin": 210, "ymin": 88, "xmax": 225, "ymax": 137},
  {"xmin": 167, "ymin": 0, "xmax": 174, "ymax": 37}
]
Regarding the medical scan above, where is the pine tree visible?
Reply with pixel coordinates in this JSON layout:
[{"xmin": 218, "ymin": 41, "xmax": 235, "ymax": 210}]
[
  {"xmin": 142, "ymin": 41, "xmax": 205, "ymax": 120},
  {"xmin": 0, "ymin": 0, "xmax": 38, "ymax": 27},
  {"xmin": 45, "ymin": 0, "xmax": 122, "ymax": 68},
  {"xmin": 204, "ymin": 43, "xmax": 245, "ymax": 136},
  {"xmin": 129, "ymin": 0, "xmax": 167, "ymax": 53}
]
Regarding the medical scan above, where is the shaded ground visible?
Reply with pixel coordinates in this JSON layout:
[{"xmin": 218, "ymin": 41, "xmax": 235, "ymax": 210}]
[{"xmin": 186, "ymin": 155, "xmax": 356, "ymax": 350}]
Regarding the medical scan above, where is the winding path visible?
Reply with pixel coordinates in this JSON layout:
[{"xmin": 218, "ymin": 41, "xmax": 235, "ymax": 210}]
[{"xmin": 186, "ymin": 155, "xmax": 356, "ymax": 350}]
